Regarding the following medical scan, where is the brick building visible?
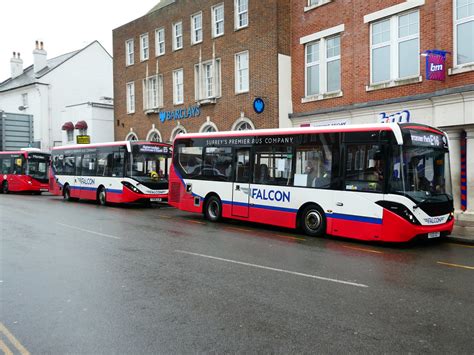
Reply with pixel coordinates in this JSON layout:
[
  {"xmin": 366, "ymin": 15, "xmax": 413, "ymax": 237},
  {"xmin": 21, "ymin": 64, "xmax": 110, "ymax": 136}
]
[
  {"xmin": 290, "ymin": 0, "xmax": 474, "ymax": 229},
  {"xmin": 113, "ymin": 0, "xmax": 291, "ymax": 144}
]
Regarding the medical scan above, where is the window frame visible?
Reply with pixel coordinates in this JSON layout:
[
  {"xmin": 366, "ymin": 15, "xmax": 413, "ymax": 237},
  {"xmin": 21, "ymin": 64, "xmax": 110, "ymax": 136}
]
[
  {"xmin": 126, "ymin": 81, "xmax": 135, "ymax": 114},
  {"xmin": 453, "ymin": 0, "xmax": 474, "ymax": 67},
  {"xmin": 191, "ymin": 12, "xmax": 203, "ymax": 45},
  {"xmin": 140, "ymin": 33, "xmax": 149, "ymax": 61},
  {"xmin": 369, "ymin": 10, "xmax": 420, "ymax": 84},
  {"xmin": 173, "ymin": 21, "xmax": 183, "ymax": 51},
  {"xmin": 173, "ymin": 68, "xmax": 184, "ymax": 105},
  {"xmin": 195, "ymin": 58, "xmax": 222, "ymax": 100},
  {"xmin": 234, "ymin": 0, "xmax": 248, "ymax": 30},
  {"xmin": 125, "ymin": 39, "xmax": 134, "ymax": 66},
  {"xmin": 143, "ymin": 74, "xmax": 164, "ymax": 110},
  {"xmin": 212, "ymin": 3, "xmax": 225, "ymax": 38},
  {"xmin": 235, "ymin": 51, "xmax": 249, "ymax": 94},
  {"xmin": 155, "ymin": 28, "xmax": 165, "ymax": 56}
]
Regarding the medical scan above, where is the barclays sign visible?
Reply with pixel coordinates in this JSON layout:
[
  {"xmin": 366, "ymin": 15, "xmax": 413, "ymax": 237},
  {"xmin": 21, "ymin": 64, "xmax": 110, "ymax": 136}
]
[{"xmin": 159, "ymin": 106, "xmax": 201, "ymax": 123}]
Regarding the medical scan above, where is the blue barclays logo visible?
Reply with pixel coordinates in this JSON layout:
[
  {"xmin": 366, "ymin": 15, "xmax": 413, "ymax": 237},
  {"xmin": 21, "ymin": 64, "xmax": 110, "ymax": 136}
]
[
  {"xmin": 251, "ymin": 188, "xmax": 290, "ymax": 203},
  {"xmin": 78, "ymin": 177, "xmax": 95, "ymax": 185},
  {"xmin": 159, "ymin": 106, "xmax": 201, "ymax": 123}
]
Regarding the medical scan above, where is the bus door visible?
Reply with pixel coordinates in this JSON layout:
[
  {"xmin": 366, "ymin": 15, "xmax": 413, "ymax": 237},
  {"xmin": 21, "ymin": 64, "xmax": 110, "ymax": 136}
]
[
  {"xmin": 9, "ymin": 154, "xmax": 25, "ymax": 190},
  {"xmin": 232, "ymin": 148, "xmax": 251, "ymax": 218}
]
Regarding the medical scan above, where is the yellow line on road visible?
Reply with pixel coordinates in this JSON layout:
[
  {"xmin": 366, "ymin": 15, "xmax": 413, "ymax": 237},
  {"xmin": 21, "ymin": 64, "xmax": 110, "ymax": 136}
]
[
  {"xmin": 276, "ymin": 235, "xmax": 306, "ymax": 241},
  {"xmin": 186, "ymin": 220, "xmax": 206, "ymax": 225},
  {"xmin": 343, "ymin": 246, "xmax": 383, "ymax": 254},
  {"xmin": 0, "ymin": 339, "xmax": 13, "ymax": 355},
  {"xmin": 0, "ymin": 322, "xmax": 30, "ymax": 355},
  {"xmin": 226, "ymin": 227, "xmax": 254, "ymax": 233},
  {"xmin": 437, "ymin": 261, "xmax": 474, "ymax": 270},
  {"xmin": 156, "ymin": 214, "xmax": 172, "ymax": 219}
]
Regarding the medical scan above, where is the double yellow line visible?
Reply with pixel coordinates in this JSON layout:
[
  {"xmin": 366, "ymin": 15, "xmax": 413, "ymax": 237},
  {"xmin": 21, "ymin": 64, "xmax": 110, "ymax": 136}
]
[{"xmin": 0, "ymin": 323, "xmax": 29, "ymax": 355}]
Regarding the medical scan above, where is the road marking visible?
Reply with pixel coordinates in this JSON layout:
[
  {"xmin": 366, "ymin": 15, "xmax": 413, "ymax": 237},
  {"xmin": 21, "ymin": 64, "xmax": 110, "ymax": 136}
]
[
  {"xmin": 175, "ymin": 250, "xmax": 369, "ymax": 288},
  {"xmin": 0, "ymin": 339, "xmax": 13, "ymax": 355},
  {"xmin": 449, "ymin": 243, "xmax": 474, "ymax": 249},
  {"xmin": 226, "ymin": 227, "xmax": 254, "ymax": 233},
  {"xmin": 56, "ymin": 223, "xmax": 121, "ymax": 240},
  {"xmin": 0, "ymin": 322, "xmax": 30, "ymax": 355},
  {"xmin": 437, "ymin": 261, "xmax": 474, "ymax": 270},
  {"xmin": 343, "ymin": 246, "xmax": 383, "ymax": 254},
  {"xmin": 186, "ymin": 220, "xmax": 206, "ymax": 225},
  {"xmin": 156, "ymin": 214, "xmax": 172, "ymax": 219},
  {"xmin": 276, "ymin": 235, "xmax": 306, "ymax": 241}
]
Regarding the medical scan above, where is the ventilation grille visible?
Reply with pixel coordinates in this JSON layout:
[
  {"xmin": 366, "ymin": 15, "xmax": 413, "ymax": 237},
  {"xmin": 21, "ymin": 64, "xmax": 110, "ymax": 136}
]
[{"xmin": 169, "ymin": 182, "xmax": 181, "ymax": 203}]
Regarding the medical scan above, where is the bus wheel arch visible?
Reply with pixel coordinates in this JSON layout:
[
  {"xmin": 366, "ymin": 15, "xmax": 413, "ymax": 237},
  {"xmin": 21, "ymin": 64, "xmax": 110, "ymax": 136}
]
[
  {"xmin": 63, "ymin": 184, "xmax": 72, "ymax": 200},
  {"xmin": 203, "ymin": 193, "xmax": 222, "ymax": 222},
  {"xmin": 298, "ymin": 203, "xmax": 326, "ymax": 237},
  {"xmin": 97, "ymin": 186, "xmax": 107, "ymax": 206}
]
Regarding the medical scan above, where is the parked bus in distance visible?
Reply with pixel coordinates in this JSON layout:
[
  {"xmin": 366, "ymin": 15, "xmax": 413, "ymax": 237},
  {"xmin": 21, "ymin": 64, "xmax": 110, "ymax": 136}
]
[
  {"xmin": 50, "ymin": 141, "xmax": 172, "ymax": 205},
  {"xmin": 0, "ymin": 149, "xmax": 50, "ymax": 194},
  {"xmin": 169, "ymin": 123, "xmax": 454, "ymax": 243}
]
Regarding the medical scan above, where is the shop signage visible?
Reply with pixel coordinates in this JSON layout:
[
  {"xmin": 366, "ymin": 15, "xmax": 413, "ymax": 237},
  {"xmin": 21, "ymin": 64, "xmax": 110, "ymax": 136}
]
[
  {"xmin": 307, "ymin": 119, "xmax": 351, "ymax": 127},
  {"xmin": 76, "ymin": 135, "xmax": 90, "ymax": 144},
  {"xmin": 159, "ymin": 106, "xmax": 201, "ymax": 123},
  {"xmin": 253, "ymin": 98, "xmax": 265, "ymax": 114},
  {"xmin": 378, "ymin": 110, "xmax": 410, "ymax": 123},
  {"xmin": 424, "ymin": 50, "xmax": 448, "ymax": 81}
]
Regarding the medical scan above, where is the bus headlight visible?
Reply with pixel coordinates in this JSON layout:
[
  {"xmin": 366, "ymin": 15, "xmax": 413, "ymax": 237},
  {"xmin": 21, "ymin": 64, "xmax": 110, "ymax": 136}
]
[
  {"xmin": 376, "ymin": 201, "xmax": 421, "ymax": 225},
  {"xmin": 121, "ymin": 181, "xmax": 143, "ymax": 194}
]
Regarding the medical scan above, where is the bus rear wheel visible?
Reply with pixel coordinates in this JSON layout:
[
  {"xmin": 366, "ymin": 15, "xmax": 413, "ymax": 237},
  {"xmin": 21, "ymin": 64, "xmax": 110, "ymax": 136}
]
[
  {"xmin": 2, "ymin": 181, "xmax": 8, "ymax": 194},
  {"xmin": 204, "ymin": 195, "xmax": 222, "ymax": 222},
  {"xmin": 300, "ymin": 204, "xmax": 326, "ymax": 237},
  {"xmin": 97, "ymin": 187, "xmax": 107, "ymax": 206},
  {"xmin": 63, "ymin": 185, "xmax": 73, "ymax": 201}
]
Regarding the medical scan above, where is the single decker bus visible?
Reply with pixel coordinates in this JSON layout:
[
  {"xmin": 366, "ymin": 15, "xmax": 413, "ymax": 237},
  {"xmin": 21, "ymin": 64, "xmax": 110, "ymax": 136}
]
[
  {"xmin": 169, "ymin": 123, "xmax": 454, "ymax": 243},
  {"xmin": 50, "ymin": 141, "xmax": 172, "ymax": 205},
  {"xmin": 1, "ymin": 149, "xmax": 50, "ymax": 194}
]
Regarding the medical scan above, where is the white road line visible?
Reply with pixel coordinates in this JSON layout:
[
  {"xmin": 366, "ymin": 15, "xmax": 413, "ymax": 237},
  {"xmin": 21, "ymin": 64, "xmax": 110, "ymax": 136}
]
[
  {"xmin": 56, "ymin": 223, "xmax": 121, "ymax": 240},
  {"xmin": 175, "ymin": 250, "xmax": 369, "ymax": 288}
]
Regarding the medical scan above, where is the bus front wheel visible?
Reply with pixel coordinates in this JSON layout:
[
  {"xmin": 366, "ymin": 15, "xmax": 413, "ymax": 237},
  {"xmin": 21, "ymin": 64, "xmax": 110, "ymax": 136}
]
[
  {"xmin": 2, "ymin": 181, "xmax": 8, "ymax": 194},
  {"xmin": 63, "ymin": 185, "xmax": 73, "ymax": 201},
  {"xmin": 97, "ymin": 187, "xmax": 107, "ymax": 206},
  {"xmin": 204, "ymin": 195, "xmax": 222, "ymax": 222},
  {"xmin": 300, "ymin": 204, "xmax": 326, "ymax": 237}
]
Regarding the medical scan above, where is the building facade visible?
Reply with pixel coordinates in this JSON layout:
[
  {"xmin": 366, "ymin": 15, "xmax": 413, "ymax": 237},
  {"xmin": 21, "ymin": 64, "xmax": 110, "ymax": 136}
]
[
  {"xmin": 291, "ymin": 0, "xmax": 474, "ymax": 229},
  {"xmin": 0, "ymin": 41, "xmax": 113, "ymax": 150},
  {"xmin": 113, "ymin": 0, "xmax": 291, "ymax": 143}
]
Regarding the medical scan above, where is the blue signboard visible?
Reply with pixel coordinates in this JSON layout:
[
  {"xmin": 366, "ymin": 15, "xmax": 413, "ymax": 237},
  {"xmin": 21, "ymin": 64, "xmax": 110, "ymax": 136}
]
[{"xmin": 253, "ymin": 98, "xmax": 265, "ymax": 114}]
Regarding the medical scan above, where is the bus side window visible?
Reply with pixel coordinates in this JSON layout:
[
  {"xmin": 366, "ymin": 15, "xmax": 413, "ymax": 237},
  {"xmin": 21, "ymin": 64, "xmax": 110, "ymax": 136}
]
[
  {"xmin": 1, "ymin": 158, "xmax": 12, "ymax": 174},
  {"xmin": 112, "ymin": 151, "xmax": 124, "ymax": 177}
]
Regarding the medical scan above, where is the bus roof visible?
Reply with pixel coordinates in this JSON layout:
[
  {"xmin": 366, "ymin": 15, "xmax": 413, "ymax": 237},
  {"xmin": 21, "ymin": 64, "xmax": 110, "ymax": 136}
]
[
  {"xmin": 174, "ymin": 123, "xmax": 405, "ymax": 145},
  {"xmin": 51, "ymin": 140, "xmax": 170, "ymax": 152},
  {"xmin": 0, "ymin": 150, "xmax": 50, "ymax": 156}
]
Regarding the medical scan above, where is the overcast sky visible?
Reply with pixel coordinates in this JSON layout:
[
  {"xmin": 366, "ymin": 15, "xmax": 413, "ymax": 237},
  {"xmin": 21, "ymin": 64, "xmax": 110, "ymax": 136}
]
[{"xmin": 0, "ymin": 0, "xmax": 160, "ymax": 81}]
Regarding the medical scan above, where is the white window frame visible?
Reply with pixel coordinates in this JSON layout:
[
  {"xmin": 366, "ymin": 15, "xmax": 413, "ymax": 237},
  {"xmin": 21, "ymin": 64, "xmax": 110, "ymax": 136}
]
[
  {"xmin": 195, "ymin": 59, "xmax": 222, "ymax": 101},
  {"xmin": 453, "ymin": 0, "xmax": 474, "ymax": 67},
  {"xmin": 212, "ymin": 3, "xmax": 225, "ymax": 38},
  {"xmin": 173, "ymin": 21, "xmax": 183, "ymax": 51},
  {"xmin": 126, "ymin": 82, "xmax": 135, "ymax": 114},
  {"xmin": 191, "ymin": 12, "xmax": 203, "ymax": 45},
  {"xmin": 143, "ymin": 74, "xmax": 164, "ymax": 111},
  {"xmin": 140, "ymin": 33, "xmax": 149, "ymax": 61},
  {"xmin": 67, "ymin": 130, "xmax": 74, "ymax": 142},
  {"xmin": 234, "ymin": 0, "xmax": 248, "ymax": 30},
  {"xmin": 155, "ymin": 28, "xmax": 165, "ymax": 56},
  {"xmin": 304, "ymin": 34, "xmax": 341, "ymax": 98},
  {"xmin": 369, "ymin": 10, "xmax": 420, "ymax": 84},
  {"xmin": 125, "ymin": 39, "xmax": 134, "ymax": 66},
  {"xmin": 173, "ymin": 69, "xmax": 184, "ymax": 105},
  {"xmin": 235, "ymin": 51, "xmax": 249, "ymax": 93}
]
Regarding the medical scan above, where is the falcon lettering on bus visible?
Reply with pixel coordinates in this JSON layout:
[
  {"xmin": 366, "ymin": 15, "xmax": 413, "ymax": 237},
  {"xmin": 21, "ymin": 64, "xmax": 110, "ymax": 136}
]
[
  {"xmin": 169, "ymin": 123, "xmax": 454, "ymax": 243},
  {"xmin": 50, "ymin": 141, "xmax": 172, "ymax": 206}
]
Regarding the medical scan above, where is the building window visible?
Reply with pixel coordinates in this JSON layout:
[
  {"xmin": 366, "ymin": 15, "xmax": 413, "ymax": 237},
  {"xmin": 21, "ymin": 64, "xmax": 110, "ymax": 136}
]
[
  {"xmin": 125, "ymin": 132, "xmax": 138, "ymax": 141},
  {"xmin": 200, "ymin": 124, "xmax": 218, "ymax": 133},
  {"xmin": 212, "ymin": 3, "xmax": 225, "ymax": 37},
  {"xmin": 126, "ymin": 82, "xmax": 135, "ymax": 114},
  {"xmin": 140, "ymin": 33, "xmax": 149, "ymax": 61},
  {"xmin": 370, "ymin": 10, "xmax": 419, "ymax": 84},
  {"xmin": 147, "ymin": 130, "xmax": 162, "ymax": 142},
  {"xmin": 143, "ymin": 75, "xmax": 163, "ymax": 110},
  {"xmin": 173, "ymin": 69, "xmax": 184, "ymax": 105},
  {"xmin": 171, "ymin": 127, "xmax": 187, "ymax": 141},
  {"xmin": 235, "ymin": 0, "xmax": 248, "ymax": 29},
  {"xmin": 235, "ymin": 51, "xmax": 249, "ymax": 93},
  {"xmin": 195, "ymin": 59, "xmax": 221, "ymax": 101},
  {"xmin": 455, "ymin": 0, "xmax": 474, "ymax": 66},
  {"xmin": 67, "ymin": 130, "xmax": 74, "ymax": 142},
  {"xmin": 21, "ymin": 93, "xmax": 28, "ymax": 108},
  {"xmin": 191, "ymin": 12, "xmax": 203, "ymax": 44},
  {"xmin": 173, "ymin": 22, "xmax": 183, "ymax": 50},
  {"xmin": 155, "ymin": 28, "xmax": 165, "ymax": 56},
  {"xmin": 126, "ymin": 39, "xmax": 134, "ymax": 66},
  {"xmin": 305, "ymin": 34, "xmax": 341, "ymax": 97}
]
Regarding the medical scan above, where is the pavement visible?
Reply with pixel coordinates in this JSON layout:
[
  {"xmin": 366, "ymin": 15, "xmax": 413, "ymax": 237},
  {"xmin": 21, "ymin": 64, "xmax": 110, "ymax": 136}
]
[{"xmin": 448, "ymin": 233, "xmax": 474, "ymax": 244}]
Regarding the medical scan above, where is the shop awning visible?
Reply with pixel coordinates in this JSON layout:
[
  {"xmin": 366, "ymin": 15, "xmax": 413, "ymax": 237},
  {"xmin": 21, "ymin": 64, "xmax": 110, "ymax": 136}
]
[
  {"xmin": 61, "ymin": 121, "xmax": 74, "ymax": 131},
  {"xmin": 74, "ymin": 120, "xmax": 88, "ymax": 130}
]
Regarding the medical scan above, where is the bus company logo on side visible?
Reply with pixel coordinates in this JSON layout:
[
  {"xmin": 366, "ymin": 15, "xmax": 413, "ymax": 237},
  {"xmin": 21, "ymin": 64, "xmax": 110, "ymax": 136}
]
[
  {"xmin": 423, "ymin": 216, "xmax": 445, "ymax": 224},
  {"xmin": 251, "ymin": 188, "xmax": 290, "ymax": 203},
  {"xmin": 78, "ymin": 177, "xmax": 95, "ymax": 185}
]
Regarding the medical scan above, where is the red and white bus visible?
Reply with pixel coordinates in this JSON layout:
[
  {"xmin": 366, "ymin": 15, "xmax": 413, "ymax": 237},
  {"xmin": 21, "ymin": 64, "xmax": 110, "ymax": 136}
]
[
  {"xmin": 169, "ymin": 123, "xmax": 454, "ymax": 243},
  {"xmin": 50, "ymin": 141, "xmax": 172, "ymax": 205},
  {"xmin": 0, "ymin": 149, "xmax": 50, "ymax": 194}
]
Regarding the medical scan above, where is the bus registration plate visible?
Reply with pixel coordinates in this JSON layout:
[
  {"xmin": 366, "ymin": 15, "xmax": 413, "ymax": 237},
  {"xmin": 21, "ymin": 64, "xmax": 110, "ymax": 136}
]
[
  {"xmin": 428, "ymin": 232, "xmax": 440, "ymax": 239},
  {"xmin": 150, "ymin": 198, "xmax": 162, "ymax": 202}
]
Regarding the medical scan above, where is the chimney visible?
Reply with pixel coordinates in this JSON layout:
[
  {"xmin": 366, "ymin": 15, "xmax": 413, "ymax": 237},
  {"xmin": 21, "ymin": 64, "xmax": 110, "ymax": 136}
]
[
  {"xmin": 10, "ymin": 52, "xmax": 23, "ymax": 79},
  {"xmin": 33, "ymin": 40, "xmax": 47, "ymax": 74}
]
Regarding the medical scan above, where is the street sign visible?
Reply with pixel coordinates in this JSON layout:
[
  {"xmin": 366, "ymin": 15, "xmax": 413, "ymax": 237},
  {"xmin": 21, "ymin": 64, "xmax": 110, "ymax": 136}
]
[{"xmin": 76, "ymin": 135, "xmax": 90, "ymax": 144}]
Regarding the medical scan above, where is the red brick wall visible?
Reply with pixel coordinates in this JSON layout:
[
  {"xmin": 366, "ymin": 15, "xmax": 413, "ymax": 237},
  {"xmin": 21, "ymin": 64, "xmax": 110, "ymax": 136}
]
[
  {"xmin": 291, "ymin": 0, "xmax": 474, "ymax": 115},
  {"xmin": 113, "ymin": 0, "xmax": 289, "ymax": 142}
]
